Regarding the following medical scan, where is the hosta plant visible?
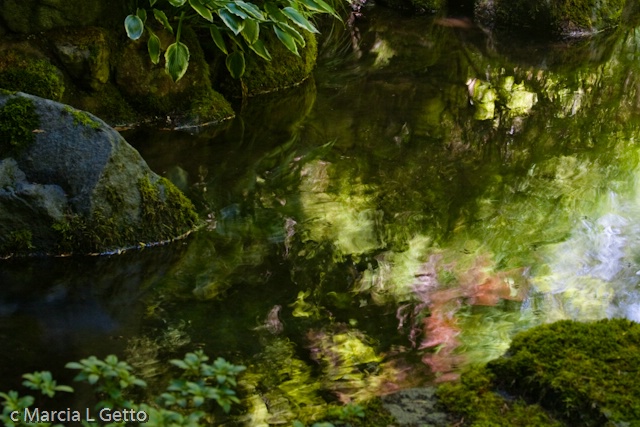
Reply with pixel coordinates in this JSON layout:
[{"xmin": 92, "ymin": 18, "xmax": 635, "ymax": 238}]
[{"xmin": 124, "ymin": 0, "xmax": 341, "ymax": 82}]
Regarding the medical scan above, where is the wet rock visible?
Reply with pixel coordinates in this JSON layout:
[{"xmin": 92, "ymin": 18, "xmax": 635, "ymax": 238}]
[
  {"xmin": 381, "ymin": 387, "xmax": 453, "ymax": 426},
  {"xmin": 0, "ymin": 92, "xmax": 199, "ymax": 256}
]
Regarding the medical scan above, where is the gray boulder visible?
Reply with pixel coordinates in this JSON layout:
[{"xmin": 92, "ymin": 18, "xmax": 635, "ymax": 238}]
[{"xmin": 0, "ymin": 92, "xmax": 199, "ymax": 256}]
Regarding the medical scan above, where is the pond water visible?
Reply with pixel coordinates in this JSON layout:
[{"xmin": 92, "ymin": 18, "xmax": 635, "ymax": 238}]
[{"xmin": 3, "ymin": 4, "xmax": 640, "ymax": 424}]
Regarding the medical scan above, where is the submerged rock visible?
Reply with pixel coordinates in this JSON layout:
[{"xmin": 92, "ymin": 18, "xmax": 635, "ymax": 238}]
[{"xmin": 0, "ymin": 92, "xmax": 199, "ymax": 256}]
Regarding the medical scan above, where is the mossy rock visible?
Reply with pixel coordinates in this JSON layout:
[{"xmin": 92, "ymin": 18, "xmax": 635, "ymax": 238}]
[
  {"xmin": 376, "ymin": 0, "xmax": 445, "ymax": 14},
  {"xmin": 0, "ymin": 96, "xmax": 40, "ymax": 157},
  {"xmin": 115, "ymin": 25, "xmax": 234, "ymax": 126},
  {"xmin": 0, "ymin": 0, "xmax": 127, "ymax": 34},
  {"xmin": 477, "ymin": 0, "xmax": 627, "ymax": 37},
  {"xmin": 48, "ymin": 27, "xmax": 112, "ymax": 91},
  {"xmin": 214, "ymin": 31, "xmax": 318, "ymax": 97},
  {"xmin": 0, "ymin": 49, "xmax": 65, "ymax": 101},
  {"xmin": 487, "ymin": 319, "xmax": 640, "ymax": 426}
]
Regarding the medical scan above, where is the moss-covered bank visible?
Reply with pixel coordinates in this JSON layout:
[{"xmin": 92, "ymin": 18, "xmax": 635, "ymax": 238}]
[{"xmin": 438, "ymin": 319, "xmax": 640, "ymax": 426}]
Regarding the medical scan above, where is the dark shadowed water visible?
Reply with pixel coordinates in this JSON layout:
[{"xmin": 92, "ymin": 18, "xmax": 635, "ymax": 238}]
[{"xmin": 3, "ymin": 5, "xmax": 640, "ymax": 424}]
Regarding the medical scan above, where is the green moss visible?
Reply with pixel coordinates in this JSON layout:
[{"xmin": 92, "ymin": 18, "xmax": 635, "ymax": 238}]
[
  {"xmin": 62, "ymin": 105, "xmax": 101, "ymax": 130},
  {"xmin": 488, "ymin": 319, "xmax": 640, "ymax": 426},
  {"xmin": 437, "ymin": 365, "xmax": 564, "ymax": 426},
  {"xmin": 0, "ymin": 96, "xmax": 40, "ymax": 157},
  {"xmin": 0, "ymin": 50, "xmax": 65, "ymax": 101}
]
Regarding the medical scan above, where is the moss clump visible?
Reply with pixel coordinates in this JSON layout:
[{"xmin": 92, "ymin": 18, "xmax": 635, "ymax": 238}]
[
  {"xmin": 488, "ymin": 319, "xmax": 640, "ymax": 426},
  {"xmin": 0, "ymin": 96, "xmax": 40, "ymax": 157},
  {"xmin": 0, "ymin": 50, "xmax": 65, "ymax": 101},
  {"xmin": 63, "ymin": 105, "xmax": 101, "ymax": 130},
  {"xmin": 137, "ymin": 175, "xmax": 199, "ymax": 241},
  {"xmin": 437, "ymin": 365, "xmax": 564, "ymax": 426}
]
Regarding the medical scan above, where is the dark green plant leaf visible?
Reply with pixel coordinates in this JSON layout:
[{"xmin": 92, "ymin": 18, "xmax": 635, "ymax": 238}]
[
  {"xmin": 148, "ymin": 33, "xmax": 161, "ymax": 64},
  {"xmin": 282, "ymin": 7, "xmax": 319, "ymax": 33},
  {"xmin": 273, "ymin": 25, "xmax": 299, "ymax": 56},
  {"xmin": 124, "ymin": 15, "xmax": 144, "ymax": 40},
  {"xmin": 225, "ymin": 3, "xmax": 249, "ymax": 19},
  {"xmin": 218, "ymin": 9, "xmax": 244, "ymax": 35},
  {"xmin": 209, "ymin": 25, "xmax": 228, "ymax": 54},
  {"xmin": 150, "ymin": 0, "xmax": 157, "ymax": 6},
  {"xmin": 278, "ymin": 22, "xmax": 305, "ymax": 47},
  {"xmin": 165, "ymin": 41, "xmax": 190, "ymax": 82},
  {"xmin": 235, "ymin": 1, "xmax": 265, "ymax": 20},
  {"xmin": 226, "ymin": 51, "xmax": 246, "ymax": 79},
  {"xmin": 299, "ymin": 0, "xmax": 342, "ymax": 20},
  {"xmin": 168, "ymin": 0, "xmax": 187, "ymax": 6},
  {"xmin": 249, "ymin": 39, "xmax": 271, "ymax": 61},
  {"xmin": 189, "ymin": 0, "xmax": 214, "ymax": 22},
  {"xmin": 153, "ymin": 9, "xmax": 174, "ymax": 33},
  {"xmin": 264, "ymin": 3, "xmax": 288, "ymax": 24},
  {"xmin": 137, "ymin": 8, "xmax": 147, "ymax": 24},
  {"xmin": 242, "ymin": 19, "xmax": 259, "ymax": 45}
]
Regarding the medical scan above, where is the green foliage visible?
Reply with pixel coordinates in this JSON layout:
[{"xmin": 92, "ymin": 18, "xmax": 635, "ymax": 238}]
[
  {"xmin": 0, "ymin": 96, "xmax": 40, "ymax": 157},
  {"xmin": 487, "ymin": 319, "xmax": 640, "ymax": 426},
  {"xmin": 1, "ymin": 352, "xmax": 245, "ymax": 427},
  {"xmin": 124, "ymin": 0, "xmax": 339, "ymax": 81},
  {"xmin": 63, "ymin": 106, "xmax": 101, "ymax": 130}
]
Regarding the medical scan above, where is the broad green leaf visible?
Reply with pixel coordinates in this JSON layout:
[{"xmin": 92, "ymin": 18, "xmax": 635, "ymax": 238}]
[
  {"xmin": 226, "ymin": 51, "xmax": 245, "ymax": 78},
  {"xmin": 209, "ymin": 25, "xmax": 228, "ymax": 54},
  {"xmin": 278, "ymin": 22, "xmax": 305, "ymax": 47},
  {"xmin": 241, "ymin": 19, "xmax": 259, "ymax": 45},
  {"xmin": 248, "ymin": 40, "xmax": 271, "ymax": 60},
  {"xmin": 150, "ymin": 0, "xmax": 157, "ymax": 5},
  {"xmin": 124, "ymin": 15, "xmax": 144, "ymax": 40},
  {"xmin": 189, "ymin": 0, "xmax": 214, "ymax": 22},
  {"xmin": 274, "ymin": 26, "xmax": 299, "ymax": 56},
  {"xmin": 299, "ymin": 0, "xmax": 342, "ymax": 20},
  {"xmin": 235, "ymin": 1, "xmax": 265, "ymax": 20},
  {"xmin": 168, "ymin": 0, "xmax": 187, "ymax": 6},
  {"xmin": 136, "ymin": 8, "xmax": 147, "ymax": 24},
  {"xmin": 147, "ymin": 33, "xmax": 161, "ymax": 64},
  {"xmin": 218, "ymin": 9, "xmax": 244, "ymax": 35},
  {"xmin": 153, "ymin": 9, "xmax": 174, "ymax": 33},
  {"xmin": 165, "ymin": 41, "xmax": 190, "ymax": 82},
  {"xmin": 225, "ymin": 3, "xmax": 249, "ymax": 19},
  {"xmin": 282, "ymin": 7, "xmax": 319, "ymax": 33},
  {"xmin": 264, "ymin": 3, "xmax": 288, "ymax": 23}
]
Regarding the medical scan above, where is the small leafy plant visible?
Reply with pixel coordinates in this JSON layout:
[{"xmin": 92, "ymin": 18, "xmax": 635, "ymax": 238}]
[{"xmin": 124, "ymin": 0, "xmax": 341, "ymax": 81}]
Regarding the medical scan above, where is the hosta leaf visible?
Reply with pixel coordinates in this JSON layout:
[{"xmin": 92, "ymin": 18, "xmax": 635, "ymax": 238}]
[
  {"xmin": 168, "ymin": 0, "xmax": 187, "ymax": 6},
  {"xmin": 136, "ymin": 8, "xmax": 147, "ymax": 24},
  {"xmin": 189, "ymin": 0, "xmax": 214, "ymax": 22},
  {"xmin": 248, "ymin": 39, "xmax": 272, "ymax": 61},
  {"xmin": 147, "ymin": 33, "xmax": 161, "ymax": 64},
  {"xmin": 209, "ymin": 25, "xmax": 228, "ymax": 54},
  {"xmin": 241, "ymin": 19, "xmax": 259, "ymax": 45},
  {"xmin": 226, "ymin": 51, "xmax": 245, "ymax": 79},
  {"xmin": 282, "ymin": 7, "xmax": 319, "ymax": 33},
  {"xmin": 299, "ymin": 0, "xmax": 342, "ymax": 20},
  {"xmin": 153, "ymin": 9, "xmax": 174, "ymax": 33},
  {"xmin": 165, "ymin": 41, "xmax": 190, "ymax": 82},
  {"xmin": 278, "ymin": 22, "xmax": 305, "ymax": 47},
  {"xmin": 235, "ymin": 1, "xmax": 265, "ymax": 20},
  {"xmin": 225, "ymin": 3, "xmax": 248, "ymax": 19},
  {"xmin": 124, "ymin": 15, "xmax": 144, "ymax": 40},
  {"xmin": 264, "ymin": 3, "xmax": 288, "ymax": 24},
  {"xmin": 274, "ymin": 25, "xmax": 299, "ymax": 56},
  {"xmin": 218, "ymin": 9, "xmax": 244, "ymax": 35}
]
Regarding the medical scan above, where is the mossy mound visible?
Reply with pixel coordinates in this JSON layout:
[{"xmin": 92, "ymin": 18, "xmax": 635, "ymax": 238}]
[
  {"xmin": 477, "ymin": 0, "xmax": 627, "ymax": 37},
  {"xmin": 437, "ymin": 365, "xmax": 564, "ymax": 426},
  {"xmin": 0, "ymin": 96, "xmax": 39, "ymax": 157},
  {"xmin": 0, "ymin": 49, "xmax": 65, "ymax": 101},
  {"xmin": 215, "ymin": 31, "xmax": 318, "ymax": 97},
  {"xmin": 376, "ymin": 0, "xmax": 445, "ymax": 14},
  {"xmin": 488, "ymin": 319, "xmax": 640, "ymax": 426},
  {"xmin": 115, "ymin": 25, "xmax": 234, "ymax": 126}
]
